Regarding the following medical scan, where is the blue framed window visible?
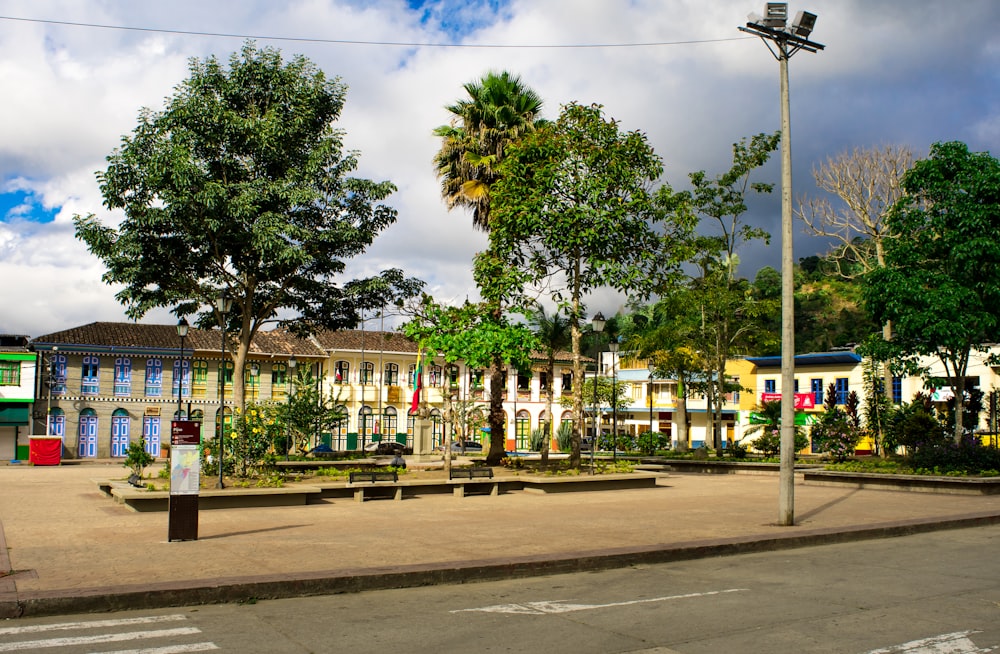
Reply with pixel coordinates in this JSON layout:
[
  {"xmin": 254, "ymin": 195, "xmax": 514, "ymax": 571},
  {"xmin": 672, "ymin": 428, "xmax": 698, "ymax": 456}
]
[
  {"xmin": 114, "ymin": 358, "xmax": 131, "ymax": 396},
  {"xmin": 764, "ymin": 379, "xmax": 776, "ymax": 394},
  {"xmin": 81, "ymin": 356, "xmax": 100, "ymax": 395},
  {"xmin": 145, "ymin": 359, "xmax": 162, "ymax": 397},
  {"xmin": 49, "ymin": 354, "xmax": 67, "ymax": 395},
  {"xmin": 892, "ymin": 376, "xmax": 902, "ymax": 404},
  {"xmin": 835, "ymin": 378, "xmax": 849, "ymax": 405},
  {"xmin": 172, "ymin": 359, "xmax": 191, "ymax": 398},
  {"xmin": 811, "ymin": 378, "xmax": 824, "ymax": 405},
  {"xmin": 47, "ymin": 408, "xmax": 65, "ymax": 438}
]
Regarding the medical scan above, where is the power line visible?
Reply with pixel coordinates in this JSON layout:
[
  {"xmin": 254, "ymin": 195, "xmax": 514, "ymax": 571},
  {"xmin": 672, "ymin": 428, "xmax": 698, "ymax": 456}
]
[{"xmin": 0, "ymin": 14, "xmax": 751, "ymax": 49}]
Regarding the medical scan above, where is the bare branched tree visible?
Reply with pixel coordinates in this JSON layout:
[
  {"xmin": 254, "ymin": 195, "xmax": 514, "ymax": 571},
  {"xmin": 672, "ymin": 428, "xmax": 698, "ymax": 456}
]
[
  {"xmin": 797, "ymin": 144, "xmax": 914, "ymax": 277},
  {"xmin": 797, "ymin": 144, "xmax": 914, "ymax": 454}
]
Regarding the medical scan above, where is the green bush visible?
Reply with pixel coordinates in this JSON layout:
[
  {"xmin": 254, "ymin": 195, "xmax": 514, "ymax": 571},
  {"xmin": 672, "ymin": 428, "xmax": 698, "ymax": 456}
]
[
  {"xmin": 124, "ymin": 442, "xmax": 154, "ymax": 479},
  {"xmin": 637, "ymin": 431, "xmax": 670, "ymax": 455},
  {"xmin": 555, "ymin": 422, "xmax": 574, "ymax": 452},
  {"xmin": 529, "ymin": 428, "xmax": 547, "ymax": 452}
]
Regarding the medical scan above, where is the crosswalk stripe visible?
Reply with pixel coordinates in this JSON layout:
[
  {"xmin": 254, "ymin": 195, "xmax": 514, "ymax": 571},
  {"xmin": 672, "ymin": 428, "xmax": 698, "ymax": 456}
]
[
  {"xmin": 0, "ymin": 615, "xmax": 188, "ymax": 636},
  {"xmin": 0, "ymin": 627, "xmax": 201, "ymax": 652},
  {"xmin": 90, "ymin": 643, "xmax": 220, "ymax": 654}
]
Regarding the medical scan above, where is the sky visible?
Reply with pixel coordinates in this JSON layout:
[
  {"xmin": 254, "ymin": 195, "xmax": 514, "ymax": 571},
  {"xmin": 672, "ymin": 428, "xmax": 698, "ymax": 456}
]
[{"xmin": 1, "ymin": 0, "xmax": 998, "ymax": 338}]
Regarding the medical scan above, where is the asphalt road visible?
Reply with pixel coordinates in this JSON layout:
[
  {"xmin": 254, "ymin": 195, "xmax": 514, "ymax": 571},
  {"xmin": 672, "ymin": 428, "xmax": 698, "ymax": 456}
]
[{"xmin": 3, "ymin": 524, "xmax": 999, "ymax": 654}]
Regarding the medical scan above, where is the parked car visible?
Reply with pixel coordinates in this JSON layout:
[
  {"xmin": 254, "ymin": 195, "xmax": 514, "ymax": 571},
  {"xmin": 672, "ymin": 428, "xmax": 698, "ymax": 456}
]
[
  {"xmin": 364, "ymin": 441, "xmax": 412, "ymax": 455},
  {"xmin": 435, "ymin": 440, "xmax": 484, "ymax": 453}
]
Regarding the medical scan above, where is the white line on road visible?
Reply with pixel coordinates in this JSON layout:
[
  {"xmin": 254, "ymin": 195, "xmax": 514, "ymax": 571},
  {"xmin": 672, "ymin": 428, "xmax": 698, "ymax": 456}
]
[
  {"xmin": 90, "ymin": 643, "xmax": 220, "ymax": 654},
  {"xmin": 451, "ymin": 588, "xmax": 749, "ymax": 615},
  {"xmin": 0, "ymin": 627, "xmax": 202, "ymax": 652},
  {"xmin": 864, "ymin": 630, "xmax": 996, "ymax": 654},
  {"xmin": 0, "ymin": 614, "xmax": 188, "ymax": 636}
]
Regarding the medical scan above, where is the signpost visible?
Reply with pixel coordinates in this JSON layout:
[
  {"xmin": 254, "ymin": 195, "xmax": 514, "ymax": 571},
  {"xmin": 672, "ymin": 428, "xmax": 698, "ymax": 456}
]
[{"xmin": 168, "ymin": 420, "xmax": 201, "ymax": 542}]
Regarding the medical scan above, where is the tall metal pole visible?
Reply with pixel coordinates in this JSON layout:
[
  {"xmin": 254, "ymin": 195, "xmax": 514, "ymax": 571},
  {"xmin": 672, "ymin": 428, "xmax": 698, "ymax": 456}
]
[
  {"xmin": 738, "ymin": 5, "xmax": 823, "ymax": 528},
  {"xmin": 590, "ymin": 313, "xmax": 605, "ymax": 475},
  {"xmin": 777, "ymin": 49, "xmax": 796, "ymax": 526}
]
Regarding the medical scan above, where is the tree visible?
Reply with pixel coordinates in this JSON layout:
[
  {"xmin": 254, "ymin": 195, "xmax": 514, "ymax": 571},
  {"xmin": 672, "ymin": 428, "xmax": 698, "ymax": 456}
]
[
  {"xmin": 490, "ymin": 102, "xmax": 694, "ymax": 467},
  {"xmin": 401, "ymin": 296, "xmax": 538, "ymax": 467},
  {"xmin": 797, "ymin": 144, "xmax": 914, "ymax": 436},
  {"xmin": 433, "ymin": 70, "xmax": 545, "ymax": 461},
  {"xmin": 75, "ymin": 42, "xmax": 420, "ymax": 418},
  {"xmin": 663, "ymin": 133, "xmax": 780, "ymax": 450},
  {"xmin": 529, "ymin": 307, "xmax": 572, "ymax": 466},
  {"xmin": 863, "ymin": 141, "xmax": 1000, "ymax": 443}
]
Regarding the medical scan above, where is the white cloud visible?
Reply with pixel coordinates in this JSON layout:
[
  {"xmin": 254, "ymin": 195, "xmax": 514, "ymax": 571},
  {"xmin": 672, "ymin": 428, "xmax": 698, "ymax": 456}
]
[{"xmin": 1, "ymin": 0, "xmax": 999, "ymax": 336}]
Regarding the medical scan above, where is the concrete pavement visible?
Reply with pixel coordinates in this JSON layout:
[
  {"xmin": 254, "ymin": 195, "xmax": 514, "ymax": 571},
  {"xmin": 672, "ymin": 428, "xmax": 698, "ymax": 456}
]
[{"xmin": 1, "ymin": 461, "xmax": 999, "ymax": 618}]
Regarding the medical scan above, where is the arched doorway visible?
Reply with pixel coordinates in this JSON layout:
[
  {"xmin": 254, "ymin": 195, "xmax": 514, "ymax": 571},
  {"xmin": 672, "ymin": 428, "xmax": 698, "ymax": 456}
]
[
  {"xmin": 78, "ymin": 409, "xmax": 98, "ymax": 458},
  {"xmin": 111, "ymin": 408, "xmax": 130, "ymax": 457}
]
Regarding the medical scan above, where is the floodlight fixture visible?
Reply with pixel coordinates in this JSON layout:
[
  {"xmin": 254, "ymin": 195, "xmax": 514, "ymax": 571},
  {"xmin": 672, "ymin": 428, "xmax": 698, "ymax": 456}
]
[
  {"xmin": 790, "ymin": 10, "xmax": 817, "ymax": 38},
  {"xmin": 763, "ymin": 2, "xmax": 787, "ymax": 27}
]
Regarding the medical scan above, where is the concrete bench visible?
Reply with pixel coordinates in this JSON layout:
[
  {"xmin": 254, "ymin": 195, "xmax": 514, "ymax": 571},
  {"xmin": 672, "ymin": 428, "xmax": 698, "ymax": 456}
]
[
  {"xmin": 449, "ymin": 467, "xmax": 500, "ymax": 498},
  {"xmin": 348, "ymin": 470, "xmax": 402, "ymax": 502}
]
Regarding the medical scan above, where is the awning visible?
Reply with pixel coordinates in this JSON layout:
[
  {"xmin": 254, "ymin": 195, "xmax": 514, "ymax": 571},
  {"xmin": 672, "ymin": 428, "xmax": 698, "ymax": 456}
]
[{"xmin": 0, "ymin": 404, "xmax": 30, "ymax": 426}]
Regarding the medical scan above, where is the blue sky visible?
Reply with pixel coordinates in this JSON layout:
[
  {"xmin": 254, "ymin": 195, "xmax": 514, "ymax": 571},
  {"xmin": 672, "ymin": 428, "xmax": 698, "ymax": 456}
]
[{"xmin": 0, "ymin": 0, "xmax": 998, "ymax": 337}]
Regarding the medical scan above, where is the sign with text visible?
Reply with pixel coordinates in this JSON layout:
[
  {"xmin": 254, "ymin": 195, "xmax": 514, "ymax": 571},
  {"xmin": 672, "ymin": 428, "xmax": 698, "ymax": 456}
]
[
  {"xmin": 760, "ymin": 392, "xmax": 816, "ymax": 410},
  {"xmin": 168, "ymin": 420, "xmax": 200, "ymax": 541}
]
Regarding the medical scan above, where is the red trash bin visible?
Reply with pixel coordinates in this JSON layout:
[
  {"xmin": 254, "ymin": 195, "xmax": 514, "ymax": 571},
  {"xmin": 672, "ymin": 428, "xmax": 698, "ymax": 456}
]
[{"xmin": 29, "ymin": 437, "xmax": 62, "ymax": 465}]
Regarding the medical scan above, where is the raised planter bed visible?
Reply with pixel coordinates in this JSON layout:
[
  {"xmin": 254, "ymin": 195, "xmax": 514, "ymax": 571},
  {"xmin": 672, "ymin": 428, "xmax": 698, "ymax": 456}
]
[
  {"xmin": 96, "ymin": 471, "xmax": 665, "ymax": 511},
  {"xmin": 648, "ymin": 459, "xmax": 822, "ymax": 475},
  {"xmin": 803, "ymin": 470, "xmax": 1000, "ymax": 495}
]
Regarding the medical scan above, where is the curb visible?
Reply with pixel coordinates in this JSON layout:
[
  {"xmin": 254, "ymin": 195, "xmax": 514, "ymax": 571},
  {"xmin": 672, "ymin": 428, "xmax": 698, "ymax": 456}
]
[{"xmin": 12, "ymin": 510, "xmax": 1000, "ymax": 618}]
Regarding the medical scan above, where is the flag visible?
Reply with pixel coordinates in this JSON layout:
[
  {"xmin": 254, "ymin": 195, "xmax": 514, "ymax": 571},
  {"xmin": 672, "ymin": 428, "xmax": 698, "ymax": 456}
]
[{"xmin": 410, "ymin": 350, "xmax": 423, "ymax": 413}]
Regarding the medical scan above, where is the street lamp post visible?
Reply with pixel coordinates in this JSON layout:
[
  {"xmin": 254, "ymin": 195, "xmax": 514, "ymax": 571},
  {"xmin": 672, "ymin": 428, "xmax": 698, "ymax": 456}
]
[
  {"xmin": 216, "ymin": 293, "xmax": 232, "ymax": 489},
  {"xmin": 590, "ymin": 312, "xmax": 605, "ymax": 475},
  {"xmin": 739, "ymin": 3, "xmax": 823, "ymax": 526},
  {"xmin": 648, "ymin": 361, "xmax": 655, "ymax": 444},
  {"xmin": 176, "ymin": 318, "xmax": 189, "ymax": 421},
  {"xmin": 609, "ymin": 339, "xmax": 619, "ymax": 464},
  {"xmin": 285, "ymin": 355, "xmax": 297, "ymax": 461}
]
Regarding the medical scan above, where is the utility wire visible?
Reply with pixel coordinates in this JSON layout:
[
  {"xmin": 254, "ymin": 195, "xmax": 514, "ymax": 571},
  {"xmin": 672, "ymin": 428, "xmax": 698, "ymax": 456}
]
[{"xmin": 0, "ymin": 14, "xmax": 751, "ymax": 49}]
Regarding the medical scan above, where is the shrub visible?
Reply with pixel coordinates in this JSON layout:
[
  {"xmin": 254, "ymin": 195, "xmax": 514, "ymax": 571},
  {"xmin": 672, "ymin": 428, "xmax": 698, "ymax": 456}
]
[
  {"xmin": 529, "ymin": 428, "xmax": 547, "ymax": 452},
  {"xmin": 124, "ymin": 441, "xmax": 154, "ymax": 481},
  {"xmin": 810, "ymin": 407, "xmax": 862, "ymax": 462},
  {"xmin": 556, "ymin": 422, "xmax": 574, "ymax": 452},
  {"xmin": 637, "ymin": 431, "xmax": 670, "ymax": 455},
  {"xmin": 752, "ymin": 429, "xmax": 808, "ymax": 458}
]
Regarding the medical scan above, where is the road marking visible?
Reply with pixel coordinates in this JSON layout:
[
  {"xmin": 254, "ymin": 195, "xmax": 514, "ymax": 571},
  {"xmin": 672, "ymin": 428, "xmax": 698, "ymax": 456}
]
[
  {"xmin": 452, "ymin": 588, "xmax": 748, "ymax": 615},
  {"xmin": 0, "ymin": 627, "xmax": 201, "ymax": 652},
  {"xmin": 91, "ymin": 644, "xmax": 220, "ymax": 654},
  {"xmin": 0, "ymin": 614, "xmax": 188, "ymax": 636},
  {"xmin": 864, "ymin": 630, "xmax": 996, "ymax": 653}
]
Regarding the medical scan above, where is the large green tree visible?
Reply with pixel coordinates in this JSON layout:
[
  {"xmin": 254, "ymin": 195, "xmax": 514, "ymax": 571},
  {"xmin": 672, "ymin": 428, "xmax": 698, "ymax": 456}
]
[
  {"xmin": 863, "ymin": 141, "xmax": 1000, "ymax": 442},
  {"xmin": 489, "ymin": 102, "xmax": 694, "ymax": 467},
  {"xmin": 662, "ymin": 133, "xmax": 780, "ymax": 450},
  {"xmin": 401, "ymin": 296, "xmax": 537, "ymax": 467},
  {"xmin": 433, "ymin": 71, "xmax": 545, "ymax": 460},
  {"xmin": 74, "ymin": 43, "xmax": 420, "ymax": 414}
]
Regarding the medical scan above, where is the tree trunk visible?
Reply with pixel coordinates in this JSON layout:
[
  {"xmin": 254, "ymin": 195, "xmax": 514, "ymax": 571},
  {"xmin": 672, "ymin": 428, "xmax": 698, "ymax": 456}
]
[
  {"xmin": 542, "ymin": 358, "xmax": 554, "ymax": 466},
  {"xmin": 676, "ymin": 389, "xmax": 689, "ymax": 452},
  {"xmin": 486, "ymin": 354, "xmax": 506, "ymax": 466}
]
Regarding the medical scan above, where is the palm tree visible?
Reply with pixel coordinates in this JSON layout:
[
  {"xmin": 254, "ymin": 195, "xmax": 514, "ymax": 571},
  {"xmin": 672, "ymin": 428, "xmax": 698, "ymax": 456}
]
[
  {"xmin": 530, "ymin": 307, "xmax": 572, "ymax": 465},
  {"xmin": 434, "ymin": 71, "xmax": 544, "ymax": 464},
  {"xmin": 433, "ymin": 71, "xmax": 544, "ymax": 231}
]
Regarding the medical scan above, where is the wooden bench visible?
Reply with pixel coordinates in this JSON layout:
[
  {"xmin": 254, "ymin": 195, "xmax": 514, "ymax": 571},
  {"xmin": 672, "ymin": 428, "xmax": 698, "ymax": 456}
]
[
  {"xmin": 347, "ymin": 470, "xmax": 401, "ymax": 502},
  {"xmin": 448, "ymin": 467, "xmax": 500, "ymax": 498}
]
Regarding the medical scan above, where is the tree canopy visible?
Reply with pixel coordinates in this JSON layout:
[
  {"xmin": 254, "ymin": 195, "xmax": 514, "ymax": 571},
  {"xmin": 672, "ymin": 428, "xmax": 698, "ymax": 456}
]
[
  {"xmin": 74, "ymin": 42, "xmax": 421, "ymax": 411},
  {"xmin": 863, "ymin": 141, "xmax": 1000, "ymax": 441}
]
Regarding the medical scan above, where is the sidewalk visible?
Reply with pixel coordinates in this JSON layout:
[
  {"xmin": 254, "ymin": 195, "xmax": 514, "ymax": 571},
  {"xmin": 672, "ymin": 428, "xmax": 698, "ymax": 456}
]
[{"xmin": 2, "ymin": 463, "xmax": 999, "ymax": 618}]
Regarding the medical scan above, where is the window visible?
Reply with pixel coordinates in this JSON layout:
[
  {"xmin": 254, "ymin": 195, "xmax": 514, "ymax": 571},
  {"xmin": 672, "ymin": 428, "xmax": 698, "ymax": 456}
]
[
  {"xmin": 730, "ymin": 376, "xmax": 741, "ymax": 403},
  {"xmin": 191, "ymin": 360, "xmax": 208, "ymax": 398},
  {"xmin": 219, "ymin": 361, "xmax": 234, "ymax": 390},
  {"xmin": 145, "ymin": 359, "xmax": 163, "ymax": 397},
  {"xmin": 892, "ymin": 376, "xmax": 902, "ymax": 404},
  {"xmin": 429, "ymin": 365, "xmax": 443, "ymax": 387},
  {"xmin": 408, "ymin": 364, "xmax": 419, "ymax": 386},
  {"xmin": 334, "ymin": 360, "xmax": 350, "ymax": 384},
  {"xmin": 0, "ymin": 361, "xmax": 20, "ymax": 386},
  {"xmin": 272, "ymin": 363, "xmax": 288, "ymax": 401},
  {"xmin": 384, "ymin": 363, "xmax": 399, "ymax": 385},
  {"xmin": 360, "ymin": 361, "xmax": 374, "ymax": 385},
  {"xmin": 562, "ymin": 372, "xmax": 573, "ymax": 391},
  {"xmin": 516, "ymin": 410, "xmax": 531, "ymax": 450},
  {"xmin": 113, "ymin": 358, "xmax": 131, "ymax": 396},
  {"xmin": 835, "ymin": 378, "xmax": 849, "ymax": 405},
  {"xmin": 81, "ymin": 356, "xmax": 100, "ymax": 395},
  {"xmin": 793, "ymin": 378, "xmax": 799, "ymax": 393},
  {"xmin": 811, "ymin": 378, "xmax": 824, "ymax": 405},
  {"xmin": 446, "ymin": 365, "xmax": 460, "ymax": 388},
  {"xmin": 382, "ymin": 406, "xmax": 398, "ymax": 436},
  {"xmin": 517, "ymin": 371, "xmax": 530, "ymax": 391},
  {"xmin": 171, "ymin": 360, "xmax": 191, "ymax": 399},
  {"xmin": 764, "ymin": 378, "xmax": 776, "ymax": 394},
  {"xmin": 469, "ymin": 369, "xmax": 484, "ymax": 388},
  {"xmin": 539, "ymin": 372, "xmax": 550, "ymax": 392},
  {"xmin": 49, "ymin": 354, "xmax": 67, "ymax": 395},
  {"xmin": 429, "ymin": 408, "xmax": 442, "ymax": 446},
  {"xmin": 244, "ymin": 363, "xmax": 260, "ymax": 400},
  {"xmin": 359, "ymin": 405, "xmax": 374, "ymax": 441}
]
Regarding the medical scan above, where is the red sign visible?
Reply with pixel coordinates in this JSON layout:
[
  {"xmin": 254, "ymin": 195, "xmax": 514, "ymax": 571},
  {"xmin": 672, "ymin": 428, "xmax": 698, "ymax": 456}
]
[
  {"xmin": 760, "ymin": 392, "xmax": 816, "ymax": 410},
  {"xmin": 171, "ymin": 420, "xmax": 201, "ymax": 446}
]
